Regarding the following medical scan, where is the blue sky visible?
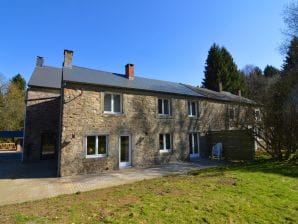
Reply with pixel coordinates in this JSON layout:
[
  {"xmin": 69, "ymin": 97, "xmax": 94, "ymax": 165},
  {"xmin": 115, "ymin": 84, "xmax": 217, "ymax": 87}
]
[{"xmin": 0, "ymin": 0, "xmax": 290, "ymax": 86}]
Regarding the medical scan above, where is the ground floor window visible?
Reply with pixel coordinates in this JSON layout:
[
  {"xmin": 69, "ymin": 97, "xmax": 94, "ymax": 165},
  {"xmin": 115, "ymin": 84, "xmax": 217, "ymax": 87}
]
[
  {"xmin": 86, "ymin": 135, "xmax": 107, "ymax": 158},
  {"xmin": 189, "ymin": 133, "xmax": 199, "ymax": 156},
  {"xmin": 159, "ymin": 133, "xmax": 172, "ymax": 152},
  {"xmin": 41, "ymin": 133, "xmax": 56, "ymax": 158}
]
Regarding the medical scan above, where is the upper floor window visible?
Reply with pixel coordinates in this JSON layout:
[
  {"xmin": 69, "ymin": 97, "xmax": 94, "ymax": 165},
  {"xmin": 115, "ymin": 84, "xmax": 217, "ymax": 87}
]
[
  {"xmin": 158, "ymin": 99, "xmax": 170, "ymax": 115},
  {"xmin": 104, "ymin": 93, "xmax": 122, "ymax": 113},
  {"xmin": 255, "ymin": 109, "xmax": 261, "ymax": 121},
  {"xmin": 188, "ymin": 101, "xmax": 197, "ymax": 117},
  {"xmin": 86, "ymin": 135, "xmax": 107, "ymax": 158},
  {"xmin": 159, "ymin": 133, "xmax": 172, "ymax": 152},
  {"xmin": 229, "ymin": 108, "xmax": 236, "ymax": 121}
]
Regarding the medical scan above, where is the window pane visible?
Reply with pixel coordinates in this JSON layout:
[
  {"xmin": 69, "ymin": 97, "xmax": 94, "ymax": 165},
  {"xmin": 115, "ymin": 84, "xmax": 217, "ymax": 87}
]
[
  {"xmin": 193, "ymin": 133, "xmax": 198, "ymax": 153},
  {"xmin": 229, "ymin": 109, "xmax": 234, "ymax": 120},
  {"xmin": 192, "ymin": 102, "xmax": 196, "ymax": 116},
  {"xmin": 189, "ymin": 134, "xmax": 193, "ymax": 154},
  {"xmin": 120, "ymin": 136, "xmax": 129, "ymax": 162},
  {"xmin": 188, "ymin": 102, "xmax": 191, "ymax": 115},
  {"xmin": 104, "ymin": 94, "xmax": 112, "ymax": 112},
  {"xmin": 98, "ymin": 136, "xmax": 107, "ymax": 154},
  {"xmin": 87, "ymin": 136, "xmax": 96, "ymax": 155},
  {"xmin": 158, "ymin": 99, "xmax": 163, "ymax": 114},
  {"xmin": 164, "ymin": 99, "xmax": 169, "ymax": 115},
  {"xmin": 159, "ymin": 134, "xmax": 164, "ymax": 149},
  {"xmin": 165, "ymin": 134, "xmax": 171, "ymax": 149},
  {"xmin": 113, "ymin": 94, "xmax": 121, "ymax": 113}
]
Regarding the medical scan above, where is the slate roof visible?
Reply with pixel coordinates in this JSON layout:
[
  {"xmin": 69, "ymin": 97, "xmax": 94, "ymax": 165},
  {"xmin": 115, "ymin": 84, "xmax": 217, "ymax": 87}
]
[
  {"xmin": 28, "ymin": 64, "xmax": 255, "ymax": 104},
  {"xmin": 183, "ymin": 84, "xmax": 256, "ymax": 104},
  {"xmin": 28, "ymin": 66, "xmax": 61, "ymax": 89}
]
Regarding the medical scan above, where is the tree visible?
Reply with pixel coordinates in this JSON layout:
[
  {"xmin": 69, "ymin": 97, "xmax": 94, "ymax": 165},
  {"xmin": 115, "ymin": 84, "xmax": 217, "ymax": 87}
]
[
  {"xmin": 264, "ymin": 65, "xmax": 280, "ymax": 77},
  {"xmin": 0, "ymin": 74, "xmax": 26, "ymax": 131},
  {"xmin": 11, "ymin": 74, "xmax": 26, "ymax": 91},
  {"xmin": 282, "ymin": 36, "xmax": 298, "ymax": 73},
  {"xmin": 202, "ymin": 43, "xmax": 245, "ymax": 93},
  {"xmin": 242, "ymin": 65, "xmax": 270, "ymax": 103},
  {"xmin": 280, "ymin": 1, "xmax": 298, "ymax": 53},
  {"xmin": 283, "ymin": 1, "xmax": 298, "ymax": 38}
]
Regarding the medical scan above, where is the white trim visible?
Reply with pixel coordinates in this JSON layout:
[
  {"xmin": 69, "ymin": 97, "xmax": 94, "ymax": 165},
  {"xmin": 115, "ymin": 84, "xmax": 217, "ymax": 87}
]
[
  {"xmin": 103, "ymin": 92, "xmax": 122, "ymax": 114},
  {"xmin": 158, "ymin": 98, "xmax": 171, "ymax": 116},
  {"xmin": 188, "ymin": 101, "xmax": 197, "ymax": 117},
  {"xmin": 159, "ymin": 133, "xmax": 172, "ymax": 153},
  {"xmin": 189, "ymin": 132, "xmax": 199, "ymax": 159},
  {"xmin": 85, "ymin": 135, "xmax": 108, "ymax": 158},
  {"xmin": 119, "ymin": 135, "xmax": 132, "ymax": 168}
]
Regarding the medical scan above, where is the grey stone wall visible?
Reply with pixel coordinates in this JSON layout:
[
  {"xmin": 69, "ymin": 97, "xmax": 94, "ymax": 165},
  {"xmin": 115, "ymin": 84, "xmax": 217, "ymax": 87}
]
[
  {"xmin": 23, "ymin": 87, "xmax": 60, "ymax": 161},
  {"xmin": 60, "ymin": 83, "xmax": 243, "ymax": 176}
]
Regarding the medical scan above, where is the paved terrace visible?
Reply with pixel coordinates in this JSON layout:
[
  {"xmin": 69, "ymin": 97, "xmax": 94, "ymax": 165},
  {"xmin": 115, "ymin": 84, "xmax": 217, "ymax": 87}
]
[{"xmin": 0, "ymin": 155, "xmax": 225, "ymax": 206}]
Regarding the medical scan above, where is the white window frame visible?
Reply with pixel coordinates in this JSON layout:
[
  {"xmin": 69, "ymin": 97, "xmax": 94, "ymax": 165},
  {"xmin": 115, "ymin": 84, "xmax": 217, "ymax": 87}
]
[
  {"xmin": 255, "ymin": 109, "xmax": 261, "ymax": 121},
  {"xmin": 159, "ymin": 133, "xmax": 172, "ymax": 153},
  {"xmin": 229, "ymin": 108, "xmax": 236, "ymax": 121},
  {"xmin": 103, "ymin": 92, "xmax": 122, "ymax": 114},
  {"xmin": 85, "ymin": 135, "xmax": 108, "ymax": 158},
  {"xmin": 189, "ymin": 132, "xmax": 199, "ymax": 157},
  {"xmin": 158, "ymin": 98, "xmax": 171, "ymax": 116},
  {"xmin": 188, "ymin": 101, "xmax": 197, "ymax": 117}
]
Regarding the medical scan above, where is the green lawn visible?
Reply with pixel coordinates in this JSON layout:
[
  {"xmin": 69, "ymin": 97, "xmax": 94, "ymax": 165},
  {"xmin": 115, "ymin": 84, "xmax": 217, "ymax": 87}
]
[{"xmin": 0, "ymin": 160, "xmax": 297, "ymax": 224}]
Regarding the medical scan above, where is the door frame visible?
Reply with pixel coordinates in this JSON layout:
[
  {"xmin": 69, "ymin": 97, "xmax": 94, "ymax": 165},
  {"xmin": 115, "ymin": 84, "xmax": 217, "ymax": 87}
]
[
  {"xmin": 119, "ymin": 134, "xmax": 132, "ymax": 168},
  {"xmin": 189, "ymin": 132, "xmax": 200, "ymax": 160}
]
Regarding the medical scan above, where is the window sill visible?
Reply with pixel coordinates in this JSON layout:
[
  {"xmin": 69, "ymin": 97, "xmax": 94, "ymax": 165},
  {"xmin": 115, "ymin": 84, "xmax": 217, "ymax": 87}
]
[
  {"xmin": 103, "ymin": 112, "xmax": 123, "ymax": 116},
  {"xmin": 157, "ymin": 114, "xmax": 173, "ymax": 119},
  {"xmin": 85, "ymin": 154, "xmax": 107, "ymax": 159},
  {"xmin": 159, "ymin": 149, "xmax": 172, "ymax": 154},
  {"xmin": 188, "ymin": 115, "xmax": 197, "ymax": 118}
]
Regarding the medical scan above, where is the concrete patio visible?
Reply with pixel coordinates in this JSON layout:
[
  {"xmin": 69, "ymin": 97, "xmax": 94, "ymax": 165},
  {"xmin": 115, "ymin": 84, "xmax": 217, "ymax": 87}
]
[{"xmin": 0, "ymin": 159, "xmax": 225, "ymax": 206}]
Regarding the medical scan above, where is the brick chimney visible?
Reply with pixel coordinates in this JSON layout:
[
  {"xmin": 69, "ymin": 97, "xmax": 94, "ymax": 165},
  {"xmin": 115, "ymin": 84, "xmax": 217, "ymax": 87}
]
[
  {"xmin": 36, "ymin": 56, "xmax": 44, "ymax": 67},
  {"xmin": 218, "ymin": 81, "xmax": 223, "ymax": 92},
  {"xmin": 63, "ymin": 49, "xmax": 73, "ymax": 68},
  {"xmin": 125, "ymin": 64, "xmax": 134, "ymax": 80},
  {"xmin": 238, "ymin": 89, "xmax": 242, "ymax": 97}
]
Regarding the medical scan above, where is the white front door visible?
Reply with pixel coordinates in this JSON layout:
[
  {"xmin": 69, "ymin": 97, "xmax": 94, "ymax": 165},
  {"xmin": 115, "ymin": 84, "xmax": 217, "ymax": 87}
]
[
  {"xmin": 119, "ymin": 135, "xmax": 131, "ymax": 168},
  {"xmin": 189, "ymin": 133, "xmax": 199, "ymax": 160}
]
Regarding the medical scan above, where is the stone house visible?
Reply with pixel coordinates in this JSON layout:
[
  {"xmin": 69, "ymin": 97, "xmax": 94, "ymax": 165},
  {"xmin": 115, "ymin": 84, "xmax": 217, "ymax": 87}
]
[{"xmin": 23, "ymin": 50, "xmax": 256, "ymax": 176}]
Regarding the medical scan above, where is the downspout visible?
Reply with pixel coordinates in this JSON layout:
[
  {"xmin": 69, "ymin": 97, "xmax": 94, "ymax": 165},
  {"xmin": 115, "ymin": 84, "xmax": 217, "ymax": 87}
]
[
  {"xmin": 57, "ymin": 67, "xmax": 64, "ymax": 177},
  {"xmin": 21, "ymin": 88, "xmax": 28, "ymax": 162}
]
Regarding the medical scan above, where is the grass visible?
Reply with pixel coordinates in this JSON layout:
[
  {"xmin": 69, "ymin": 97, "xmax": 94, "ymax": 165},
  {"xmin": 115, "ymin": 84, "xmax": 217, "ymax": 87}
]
[{"xmin": 0, "ymin": 160, "xmax": 297, "ymax": 224}]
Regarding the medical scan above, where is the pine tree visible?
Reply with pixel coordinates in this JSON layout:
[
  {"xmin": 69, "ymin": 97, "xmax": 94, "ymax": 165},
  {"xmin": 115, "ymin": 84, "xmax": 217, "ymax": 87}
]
[
  {"xmin": 202, "ymin": 43, "xmax": 245, "ymax": 93},
  {"xmin": 282, "ymin": 36, "xmax": 298, "ymax": 73},
  {"xmin": 264, "ymin": 65, "xmax": 280, "ymax": 77}
]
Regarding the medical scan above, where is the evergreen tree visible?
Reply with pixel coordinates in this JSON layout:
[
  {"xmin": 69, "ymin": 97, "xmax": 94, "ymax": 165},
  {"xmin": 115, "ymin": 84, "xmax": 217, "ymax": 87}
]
[
  {"xmin": 282, "ymin": 36, "xmax": 298, "ymax": 73},
  {"xmin": 202, "ymin": 43, "xmax": 245, "ymax": 93},
  {"xmin": 264, "ymin": 65, "xmax": 280, "ymax": 77},
  {"xmin": 11, "ymin": 74, "xmax": 26, "ymax": 91},
  {"xmin": 202, "ymin": 44, "xmax": 223, "ymax": 91}
]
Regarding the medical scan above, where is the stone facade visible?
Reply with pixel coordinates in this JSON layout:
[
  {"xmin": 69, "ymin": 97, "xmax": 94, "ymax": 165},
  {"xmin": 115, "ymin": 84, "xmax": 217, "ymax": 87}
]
[
  {"xmin": 23, "ymin": 87, "xmax": 60, "ymax": 161},
  {"xmin": 59, "ymin": 82, "xmax": 248, "ymax": 176}
]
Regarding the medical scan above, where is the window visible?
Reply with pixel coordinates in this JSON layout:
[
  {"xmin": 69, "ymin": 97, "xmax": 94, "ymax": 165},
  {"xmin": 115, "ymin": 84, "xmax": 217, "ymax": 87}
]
[
  {"xmin": 188, "ymin": 101, "xmax": 197, "ymax": 117},
  {"xmin": 189, "ymin": 133, "xmax": 199, "ymax": 156},
  {"xmin": 86, "ymin": 135, "xmax": 107, "ymax": 158},
  {"xmin": 229, "ymin": 108, "xmax": 236, "ymax": 121},
  {"xmin": 158, "ymin": 99, "xmax": 170, "ymax": 115},
  {"xmin": 255, "ymin": 109, "xmax": 261, "ymax": 121},
  {"xmin": 159, "ymin": 133, "xmax": 172, "ymax": 152},
  {"xmin": 104, "ymin": 93, "xmax": 122, "ymax": 113}
]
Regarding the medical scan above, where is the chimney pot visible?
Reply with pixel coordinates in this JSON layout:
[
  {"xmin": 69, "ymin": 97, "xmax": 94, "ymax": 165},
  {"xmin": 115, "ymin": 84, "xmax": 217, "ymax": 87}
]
[
  {"xmin": 36, "ymin": 56, "xmax": 44, "ymax": 67},
  {"xmin": 63, "ymin": 49, "xmax": 73, "ymax": 68},
  {"xmin": 238, "ymin": 89, "xmax": 242, "ymax": 97},
  {"xmin": 125, "ymin": 64, "xmax": 134, "ymax": 80},
  {"xmin": 218, "ymin": 81, "xmax": 223, "ymax": 92}
]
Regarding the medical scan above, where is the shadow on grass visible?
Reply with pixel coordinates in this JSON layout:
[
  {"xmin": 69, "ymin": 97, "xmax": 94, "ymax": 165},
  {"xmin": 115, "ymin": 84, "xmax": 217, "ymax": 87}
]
[{"xmin": 189, "ymin": 159, "xmax": 298, "ymax": 178}]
